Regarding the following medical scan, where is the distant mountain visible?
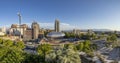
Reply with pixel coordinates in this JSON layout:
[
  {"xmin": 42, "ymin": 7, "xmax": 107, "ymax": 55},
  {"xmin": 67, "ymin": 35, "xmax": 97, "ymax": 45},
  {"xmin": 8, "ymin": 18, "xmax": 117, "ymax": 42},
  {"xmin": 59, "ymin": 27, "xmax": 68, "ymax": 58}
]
[
  {"xmin": 92, "ymin": 29, "xmax": 113, "ymax": 32},
  {"xmin": 63, "ymin": 29, "xmax": 114, "ymax": 32}
]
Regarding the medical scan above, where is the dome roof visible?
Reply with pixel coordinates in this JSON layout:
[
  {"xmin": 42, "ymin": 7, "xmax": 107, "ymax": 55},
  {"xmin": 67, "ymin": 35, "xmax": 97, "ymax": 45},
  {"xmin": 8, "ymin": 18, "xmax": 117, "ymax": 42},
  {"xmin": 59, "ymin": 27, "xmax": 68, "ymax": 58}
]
[{"xmin": 47, "ymin": 32, "xmax": 65, "ymax": 38}]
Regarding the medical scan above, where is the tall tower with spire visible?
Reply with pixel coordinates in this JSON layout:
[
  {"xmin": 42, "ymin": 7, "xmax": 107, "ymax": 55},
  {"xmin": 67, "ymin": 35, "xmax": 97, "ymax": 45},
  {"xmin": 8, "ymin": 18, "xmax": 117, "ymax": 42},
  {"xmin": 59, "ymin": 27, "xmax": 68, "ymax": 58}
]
[
  {"xmin": 17, "ymin": 12, "xmax": 22, "ymax": 40},
  {"xmin": 55, "ymin": 19, "xmax": 60, "ymax": 32}
]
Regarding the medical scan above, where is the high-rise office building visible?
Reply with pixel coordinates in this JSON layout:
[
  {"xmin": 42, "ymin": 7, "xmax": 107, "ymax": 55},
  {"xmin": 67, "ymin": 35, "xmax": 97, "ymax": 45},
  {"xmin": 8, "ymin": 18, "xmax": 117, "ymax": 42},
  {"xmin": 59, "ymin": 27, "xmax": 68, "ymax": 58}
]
[
  {"xmin": 32, "ymin": 22, "xmax": 40, "ymax": 39},
  {"xmin": 47, "ymin": 19, "xmax": 65, "ymax": 38},
  {"xmin": 55, "ymin": 19, "xmax": 60, "ymax": 32}
]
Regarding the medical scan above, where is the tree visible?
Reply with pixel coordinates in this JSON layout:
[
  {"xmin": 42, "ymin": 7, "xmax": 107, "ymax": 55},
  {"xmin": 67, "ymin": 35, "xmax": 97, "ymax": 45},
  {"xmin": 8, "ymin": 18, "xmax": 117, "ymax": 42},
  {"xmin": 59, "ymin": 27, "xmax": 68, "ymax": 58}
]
[
  {"xmin": 0, "ymin": 39, "xmax": 26, "ymax": 63},
  {"xmin": 80, "ymin": 33, "xmax": 91, "ymax": 40},
  {"xmin": 14, "ymin": 41, "xmax": 25, "ymax": 49},
  {"xmin": 46, "ymin": 51, "xmax": 57, "ymax": 63},
  {"xmin": 107, "ymin": 34, "xmax": 117, "ymax": 42},
  {"xmin": 76, "ymin": 42, "xmax": 84, "ymax": 51},
  {"xmin": 23, "ymin": 53, "xmax": 41, "ymax": 63},
  {"xmin": 110, "ymin": 34, "xmax": 117, "ymax": 42},
  {"xmin": 37, "ymin": 44, "xmax": 52, "ymax": 62},
  {"xmin": 0, "ymin": 45, "xmax": 24, "ymax": 63},
  {"xmin": 2, "ymin": 40, "xmax": 13, "ymax": 47},
  {"xmin": 46, "ymin": 46, "xmax": 81, "ymax": 63},
  {"xmin": 64, "ymin": 44, "xmax": 77, "ymax": 51},
  {"xmin": 91, "ymin": 34, "xmax": 97, "ymax": 40},
  {"xmin": 64, "ymin": 32, "xmax": 71, "ymax": 38},
  {"xmin": 0, "ymin": 39, "xmax": 29, "ymax": 63},
  {"xmin": 0, "ymin": 38, "xmax": 3, "ymax": 44},
  {"xmin": 64, "ymin": 32, "xmax": 77, "ymax": 38},
  {"xmin": 106, "ymin": 34, "xmax": 117, "ymax": 47},
  {"xmin": 84, "ymin": 40, "xmax": 91, "ymax": 48},
  {"xmin": 90, "ymin": 44, "xmax": 97, "ymax": 51},
  {"xmin": 107, "ymin": 36, "xmax": 111, "ymax": 42},
  {"xmin": 57, "ymin": 49, "xmax": 81, "ymax": 63},
  {"xmin": 83, "ymin": 40, "xmax": 92, "ymax": 53}
]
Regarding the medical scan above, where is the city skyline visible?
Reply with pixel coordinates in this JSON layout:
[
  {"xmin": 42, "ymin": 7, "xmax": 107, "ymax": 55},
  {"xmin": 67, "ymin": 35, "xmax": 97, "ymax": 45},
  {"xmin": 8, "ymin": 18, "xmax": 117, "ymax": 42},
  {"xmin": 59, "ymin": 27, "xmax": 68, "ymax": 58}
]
[{"xmin": 0, "ymin": 0, "xmax": 120, "ymax": 30}]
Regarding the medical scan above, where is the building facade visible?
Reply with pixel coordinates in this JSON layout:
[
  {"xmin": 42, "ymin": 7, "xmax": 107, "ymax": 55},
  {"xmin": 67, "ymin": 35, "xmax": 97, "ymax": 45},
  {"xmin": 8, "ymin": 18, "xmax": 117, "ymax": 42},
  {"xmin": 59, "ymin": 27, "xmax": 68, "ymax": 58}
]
[
  {"xmin": 55, "ymin": 19, "xmax": 60, "ymax": 32},
  {"xmin": 32, "ymin": 22, "xmax": 40, "ymax": 39},
  {"xmin": 47, "ymin": 19, "xmax": 65, "ymax": 38},
  {"xmin": 9, "ymin": 21, "xmax": 45, "ymax": 41},
  {"xmin": 0, "ymin": 27, "xmax": 5, "ymax": 36},
  {"xmin": 23, "ymin": 21, "xmax": 44, "ymax": 41},
  {"xmin": 23, "ymin": 29, "xmax": 32, "ymax": 41},
  {"xmin": 10, "ymin": 24, "xmax": 28, "ymax": 36}
]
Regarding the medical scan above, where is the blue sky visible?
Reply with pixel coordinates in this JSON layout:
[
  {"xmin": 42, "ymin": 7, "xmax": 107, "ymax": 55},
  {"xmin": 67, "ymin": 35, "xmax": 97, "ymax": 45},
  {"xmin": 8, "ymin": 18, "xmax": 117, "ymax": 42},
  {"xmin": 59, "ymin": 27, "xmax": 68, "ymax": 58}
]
[{"xmin": 0, "ymin": 0, "xmax": 120, "ymax": 30}]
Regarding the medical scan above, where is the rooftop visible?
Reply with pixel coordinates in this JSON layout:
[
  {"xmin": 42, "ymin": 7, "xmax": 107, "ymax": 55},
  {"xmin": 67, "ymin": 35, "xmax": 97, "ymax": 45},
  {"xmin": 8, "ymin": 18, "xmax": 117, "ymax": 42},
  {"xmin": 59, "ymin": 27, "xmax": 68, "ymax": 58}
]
[{"xmin": 47, "ymin": 32, "xmax": 65, "ymax": 38}]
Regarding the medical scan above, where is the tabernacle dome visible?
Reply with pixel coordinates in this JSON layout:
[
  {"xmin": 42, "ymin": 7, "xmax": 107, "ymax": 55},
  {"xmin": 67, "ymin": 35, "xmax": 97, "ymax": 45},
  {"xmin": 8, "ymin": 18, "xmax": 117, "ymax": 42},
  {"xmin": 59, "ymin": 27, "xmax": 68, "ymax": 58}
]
[
  {"xmin": 47, "ymin": 19, "xmax": 65, "ymax": 38},
  {"xmin": 47, "ymin": 32, "xmax": 65, "ymax": 38}
]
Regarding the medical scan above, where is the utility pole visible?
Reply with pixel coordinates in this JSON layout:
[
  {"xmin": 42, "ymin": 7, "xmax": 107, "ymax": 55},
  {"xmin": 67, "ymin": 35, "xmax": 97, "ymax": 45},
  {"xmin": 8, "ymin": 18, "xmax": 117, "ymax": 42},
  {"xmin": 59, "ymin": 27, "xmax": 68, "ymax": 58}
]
[{"xmin": 17, "ymin": 12, "xmax": 21, "ymax": 40}]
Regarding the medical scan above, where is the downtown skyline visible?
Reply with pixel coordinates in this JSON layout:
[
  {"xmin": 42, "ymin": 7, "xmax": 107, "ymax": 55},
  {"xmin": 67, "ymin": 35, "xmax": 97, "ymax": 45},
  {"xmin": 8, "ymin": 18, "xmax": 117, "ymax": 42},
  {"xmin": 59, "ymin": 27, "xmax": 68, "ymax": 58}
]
[{"xmin": 0, "ymin": 0, "xmax": 120, "ymax": 30}]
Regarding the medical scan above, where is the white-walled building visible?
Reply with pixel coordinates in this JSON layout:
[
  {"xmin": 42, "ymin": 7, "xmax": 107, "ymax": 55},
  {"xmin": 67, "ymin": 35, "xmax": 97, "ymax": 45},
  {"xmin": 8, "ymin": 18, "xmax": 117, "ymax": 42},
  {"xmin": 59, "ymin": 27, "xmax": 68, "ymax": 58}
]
[
  {"xmin": 9, "ymin": 24, "xmax": 28, "ymax": 36},
  {"xmin": 0, "ymin": 27, "xmax": 6, "ymax": 33},
  {"xmin": 0, "ymin": 27, "xmax": 6, "ymax": 36},
  {"xmin": 0, "ymin": 32, "xmax": 5, "ymax": 36},
  {"xmin": 2, "ymin": 27, "xmax": 6, "ymax": 33}
]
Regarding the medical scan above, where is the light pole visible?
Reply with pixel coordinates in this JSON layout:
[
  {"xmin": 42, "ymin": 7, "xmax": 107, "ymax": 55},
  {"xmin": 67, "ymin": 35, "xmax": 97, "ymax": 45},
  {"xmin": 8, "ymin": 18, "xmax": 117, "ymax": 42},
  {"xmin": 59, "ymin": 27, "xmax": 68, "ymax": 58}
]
[{"xmin": 17, "ymin": 12, "xmax": 21, "ymax": 40}]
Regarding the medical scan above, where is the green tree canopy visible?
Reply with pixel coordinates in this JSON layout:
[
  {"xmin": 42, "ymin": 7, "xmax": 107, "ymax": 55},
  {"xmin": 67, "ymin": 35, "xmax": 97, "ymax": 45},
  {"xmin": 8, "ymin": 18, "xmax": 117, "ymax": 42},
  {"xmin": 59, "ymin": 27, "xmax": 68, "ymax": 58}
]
[
  {"xmin": 37, "ymin": 44, "xmax": 52, "ymax": 62},
  {"xmin": 46, "ymin": 46, "xmax": 81, "ymax": 63},
  {"xmin": 2, "ymin": 40, "xmax": 13, "ymax": 47},
  {"xmin": 14, "ymin": 41, "xmax": 25, "ymax": 49},
  {"xmin": 76, "ymin": 42, "xmax": 84, "ymax": 51},
  {"xmin": 107, "ymin": 34, "xmax": 117, "ymax": 42},
  {"xmin": 0, "ymin": 45, "xmax": 24, "ymax": 63},
  {"xmin": 64, "ymin": 44, "xmax": 77, "ymax": 51},
  {"xmin": 0, "ymin": 38, "xmax": 3, "ymax": 44},
  {"xmin": 23, "ymin": 53, "xmax": 41, "ymax": 63}
]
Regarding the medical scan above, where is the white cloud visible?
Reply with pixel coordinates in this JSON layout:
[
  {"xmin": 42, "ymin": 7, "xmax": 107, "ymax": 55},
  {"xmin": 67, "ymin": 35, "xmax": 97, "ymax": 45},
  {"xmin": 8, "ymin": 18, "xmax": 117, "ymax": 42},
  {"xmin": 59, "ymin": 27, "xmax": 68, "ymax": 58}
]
[
  {"xmin": 39, "ymin": 22, "xmax": 54, "ymax": 29},
  {"xmin": 39, "ymin": 22, "xmax": 78, "ymax": 30},
  {"xmin": 60, "ymin": 23, "xmax": 76, "ymax": 30},
  {"xmin": 9, "ymin": 22, "xmax": 79, "ymax": 31}
]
